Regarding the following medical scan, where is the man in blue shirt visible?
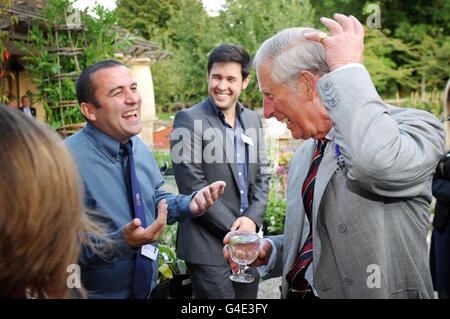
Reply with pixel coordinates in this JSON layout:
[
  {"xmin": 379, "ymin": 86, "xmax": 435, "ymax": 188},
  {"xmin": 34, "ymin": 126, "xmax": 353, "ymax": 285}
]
[
  {"xmin": 65, "ymin": 60, "xmax": 225, "ymax": 299},
  {"xmin": 170, "ymin": 44, "xmax": 270, "ymax": 298}
]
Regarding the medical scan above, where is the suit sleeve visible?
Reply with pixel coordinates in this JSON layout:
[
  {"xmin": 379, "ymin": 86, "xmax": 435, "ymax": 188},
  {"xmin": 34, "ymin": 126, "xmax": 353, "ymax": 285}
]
[
  {"xmin": 318, "ymin": 66, "xmax": 445, "ymax": 198},
  {"xmin": 261, "ymin": 234, "xmax": 284, "ymax": 279},
  {"xmin": 170, "ymin": 110, "xmax": 237, "ymax": 235}
]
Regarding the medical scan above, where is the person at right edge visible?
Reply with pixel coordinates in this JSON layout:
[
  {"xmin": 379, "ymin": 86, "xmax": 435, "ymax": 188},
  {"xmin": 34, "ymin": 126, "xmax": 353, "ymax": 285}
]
[
  {"xmin": 223, "ymin": 14, "xmax": 445, "ymax": 298},
  {"xmin": 430, "ymin": 149, "xmax": 450, "ymax": 299}
]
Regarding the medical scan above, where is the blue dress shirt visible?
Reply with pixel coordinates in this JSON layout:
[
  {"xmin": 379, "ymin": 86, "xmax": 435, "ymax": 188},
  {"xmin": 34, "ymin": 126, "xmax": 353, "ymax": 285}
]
[
  {"xmin": 208, "ymin": 96, "xmax": 248, "ymax": 215},
  {"xmin": 65, "ymin": 122, "xmax": 197, "ymax": 298}
]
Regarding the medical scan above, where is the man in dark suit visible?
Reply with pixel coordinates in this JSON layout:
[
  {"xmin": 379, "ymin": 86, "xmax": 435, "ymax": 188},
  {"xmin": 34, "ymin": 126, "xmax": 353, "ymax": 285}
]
[
  {"xmin": 430, "ymin": 150, "xmax": 450, "ymax": 298},
  {"xmin": 170, "ymin": 44, "xmax": 271, "ymax": 298},
  {"xmin": 19, "ymin": 95, "xmax": 36, "ymax": 117}
]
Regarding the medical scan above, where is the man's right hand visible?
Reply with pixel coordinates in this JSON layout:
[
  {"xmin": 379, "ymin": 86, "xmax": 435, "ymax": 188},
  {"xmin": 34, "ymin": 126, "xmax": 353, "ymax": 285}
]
[
  {"xmin": 222, "ymin": 230, "xmax": 273, "ymax": 273},
  {"xmin": 123, "ymin": 199, "xmax": 168, "ymax": 249},
  {"xmin": 305, "ymin": 14, "xmax": 365, "ymax": 71}
]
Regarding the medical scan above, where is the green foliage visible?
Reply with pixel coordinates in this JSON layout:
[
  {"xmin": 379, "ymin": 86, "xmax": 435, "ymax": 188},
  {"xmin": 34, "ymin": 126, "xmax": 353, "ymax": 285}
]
[
  {"xmin": 156, "ymin": 112, "xmax": 175, "ymax": 121},
  {"xmin": 400, "ymin": 98, "xmax": 443, "ymax": 118},
  {"xmin": 150, "ymin": 0, "xmax": 217, "ymax": 109},
  {"xmin": 116, "ymin": 0, "xmax": 179, "ymax": 41},
  {"xmin": 153, "ymin": 0, "xmax": 449, "ymax": 106},
  {"xmin": 118, "ymin": 0, "xmax": 316, "ymax": 110},
  {"xmin": 216, "ymin": 0, "xmax": 316, "ymax": 108},
  {"xmin": 16, "ymin": 0, "xmax": 134, "ymax": 129},
  {"xmin": 363, "ymin": 27, "xmax": 415, "ymax": 96},
  {"xmin": 311, "ymin": 0, "xmax": 450, "ymax": 95},
  {"xmin": 152, "ymin": 149, "xmax": 172, "ymax": 170},
  {"xmin": 0, "ymin": 0, "xmax": 18, "ymax": 102},
  {"xmin": 264, "ymin": 177, "xmax": 286, "ymax": 235},
  {"xmin": 158, "ymin": 224, "xmax": 186, "ymax": 283},
  {"xmin": 263, "ymin": 149, "xmax": 293, "ymax": 235}
]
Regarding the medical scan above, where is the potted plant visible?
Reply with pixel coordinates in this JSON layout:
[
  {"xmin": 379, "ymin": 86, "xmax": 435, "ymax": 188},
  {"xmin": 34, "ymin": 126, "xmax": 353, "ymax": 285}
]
[
  {"xmin": 151, "ymin": 224, "xmax": 193, "ymax": 299},
  {"xmin": 150, "ymin": 244, "xmax": 175, "ymax": 299}
]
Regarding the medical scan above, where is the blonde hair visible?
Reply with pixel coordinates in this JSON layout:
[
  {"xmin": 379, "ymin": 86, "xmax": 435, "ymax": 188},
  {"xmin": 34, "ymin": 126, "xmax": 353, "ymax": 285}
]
[{"xmin": 0, "ymin": 106, "xmax": 105, "ymax": 298}]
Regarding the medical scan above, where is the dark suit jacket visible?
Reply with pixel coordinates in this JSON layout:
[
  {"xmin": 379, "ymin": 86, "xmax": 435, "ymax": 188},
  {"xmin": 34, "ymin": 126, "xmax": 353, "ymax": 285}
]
[
  {"xmin": 432, "ymin": 152, "xmax": 450, "ymax": 229},
  {"xmin": 170, "ymin": 98, "xmax": 271, "ymax": 265},
  {"xmin": 19, "ymin": 106, "xmax": 36, "ymax": 117}
]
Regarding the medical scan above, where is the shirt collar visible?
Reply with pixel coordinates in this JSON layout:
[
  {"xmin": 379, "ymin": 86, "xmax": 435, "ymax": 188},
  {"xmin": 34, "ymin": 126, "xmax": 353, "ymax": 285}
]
[
  {"xmin": 84, "ymin": 122, "xmax": 135, "ymax": 161},
  {"xmin": 207, "ymin": 96, "xmax": 244, "ymax": 124},
  {"xmin": 325, "ymin": 126, "xmax": 335, "ymax": 141}
]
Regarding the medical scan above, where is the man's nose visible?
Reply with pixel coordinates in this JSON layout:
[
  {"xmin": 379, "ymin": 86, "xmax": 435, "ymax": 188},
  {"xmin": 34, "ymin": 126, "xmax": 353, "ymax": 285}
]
[
  {"xmin": 125, "ymin": 90, "xmax": 140, "ymax": 104},
  {"xmin": 217, "ymin": 80, "xmax": 227, "ymax": 90},
  {"xmin": 263, "ymin": 97, "xmax": 274, "ymax": 119}
]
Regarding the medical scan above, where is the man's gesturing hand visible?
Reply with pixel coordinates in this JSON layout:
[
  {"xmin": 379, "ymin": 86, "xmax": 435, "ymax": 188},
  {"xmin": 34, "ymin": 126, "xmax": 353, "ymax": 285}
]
[
  {"xmin": 123, "ymin": 199, "xmax": 168, "ymax": 248},
  {"xmin": 189, "ymin": 181, "xmax": 226, "ymax": 215}
]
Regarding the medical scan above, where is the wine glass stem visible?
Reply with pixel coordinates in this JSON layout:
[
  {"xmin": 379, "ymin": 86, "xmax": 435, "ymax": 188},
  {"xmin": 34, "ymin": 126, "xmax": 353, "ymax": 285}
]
[{"xmin": 238, "ymin": 263, "xmax": 246, "ymax": 275}]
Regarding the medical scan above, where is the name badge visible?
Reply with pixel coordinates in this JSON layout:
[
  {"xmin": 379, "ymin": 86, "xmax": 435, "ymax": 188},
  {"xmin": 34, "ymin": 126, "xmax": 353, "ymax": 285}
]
[
  {"xmin": 241, "ymin": 133, "xmax": 254, "ymax": 146},
  {"xmin": 141, "ymin": 244, "xmax": 159, "ymax": 261}
]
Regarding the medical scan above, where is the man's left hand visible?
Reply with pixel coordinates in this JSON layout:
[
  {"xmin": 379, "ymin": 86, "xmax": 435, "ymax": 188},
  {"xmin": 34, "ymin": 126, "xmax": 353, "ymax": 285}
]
[
  {"xmin": 230, "ymin": 216, "xmax": 257, "ymax": 233},
  {"xmin": 189, "ymin": 181, "xmax": 226, "ymax": 214}
]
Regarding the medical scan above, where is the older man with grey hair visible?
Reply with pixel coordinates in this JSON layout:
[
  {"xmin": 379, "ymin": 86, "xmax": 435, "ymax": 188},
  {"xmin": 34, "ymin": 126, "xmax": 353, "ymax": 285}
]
[{"xmin": 224, "ymin": 14, "xmax": 445, "ymax": 299}]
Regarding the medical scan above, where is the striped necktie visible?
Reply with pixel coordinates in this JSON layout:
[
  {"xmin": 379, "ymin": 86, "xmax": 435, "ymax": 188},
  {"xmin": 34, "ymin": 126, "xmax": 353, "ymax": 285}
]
[
  {"xmin": 286, "ymin": 138, "xmax": 328, "ymax": 299},
  {"xmin": 122, "ymin": 141, "xmax": 153, "ymax": 299}
]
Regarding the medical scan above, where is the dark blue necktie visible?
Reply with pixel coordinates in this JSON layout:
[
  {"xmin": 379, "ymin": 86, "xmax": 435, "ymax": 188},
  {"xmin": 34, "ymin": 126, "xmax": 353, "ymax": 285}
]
[{"xmin": 122, "ymin": 141, "xmax": 152, "ymax": 299}]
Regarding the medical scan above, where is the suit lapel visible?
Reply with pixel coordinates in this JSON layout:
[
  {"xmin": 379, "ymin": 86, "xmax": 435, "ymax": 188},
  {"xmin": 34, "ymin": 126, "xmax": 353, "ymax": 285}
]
[
  {"xmin": 239, "ymin": 110, "xmax": 257, "ymax": 184},
  {"xmin": 312, "ymin": 140, "xmax": 337, "ymax": 273}
]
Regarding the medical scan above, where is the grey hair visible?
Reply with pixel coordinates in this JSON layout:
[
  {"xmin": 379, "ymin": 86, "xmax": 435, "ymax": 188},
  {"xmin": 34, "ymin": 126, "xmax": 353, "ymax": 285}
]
[{"xmin": 254, "ymin": 27, "xmax": 329, "ymax": 87}]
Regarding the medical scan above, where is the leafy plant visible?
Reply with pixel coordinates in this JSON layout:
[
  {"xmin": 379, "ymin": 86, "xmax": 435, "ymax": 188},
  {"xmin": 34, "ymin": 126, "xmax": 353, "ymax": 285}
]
[
  {"xmin": 264, "ymin": 177, "xmax": 287, "ymax": 235},
  {"xmin": 16, "ymin": 0, "xmax": 134, "ymax": 131},
  {"xmin": 0, "ymin": 0, "xmax": 18, "ymax": 102},
  {"xmin": 157, "ymin": 224, "xmax": 186, "ymax": 283},
  {"xmin": 152, "ymin": 149, "xmax": 173, "ymax": 174},
  {"xmin": 263, "ymin": 148, "xmax": 293, "ymax": 235},
  {"xmin": 400, "ymin": 97, "xmax": 443, "ymax": 118}
]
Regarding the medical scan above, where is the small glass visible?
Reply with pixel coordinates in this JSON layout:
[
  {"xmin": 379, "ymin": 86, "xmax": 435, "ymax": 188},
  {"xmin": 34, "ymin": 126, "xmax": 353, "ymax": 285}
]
[{"xmin": 228, "ymin": 231, "xmax": 260, "ymax": 283}]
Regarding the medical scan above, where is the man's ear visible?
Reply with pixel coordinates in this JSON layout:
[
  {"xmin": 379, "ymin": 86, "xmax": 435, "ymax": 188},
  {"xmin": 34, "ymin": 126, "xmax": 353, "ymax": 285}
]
[
  {"xmin": 80, "ymin": 102, "xmax": 97, "ymax": 122},
  {"xmin": 298, "ymin": 70, "xmax": 318, "ymax": 101},
  {"xmin": 242, "ymin": 75, "xmax": 250, "ymax": 90}
]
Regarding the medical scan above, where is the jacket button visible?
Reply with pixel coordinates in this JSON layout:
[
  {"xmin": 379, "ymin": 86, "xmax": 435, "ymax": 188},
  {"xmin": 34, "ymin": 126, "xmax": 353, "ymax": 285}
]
[
  {"xmin": 325, "ymin": 88, "xmax": 334, "ymax": 97},
  {"xmin": 328, "ymin": 98, "xmax": 337, "ymax": 107},
  {"xmin": 323, "ymin": 81, "xmax": 332, "ymax": 90},
  {"xmin": 338, "ymin": 224, "xmax": 346, "ymax": 233},
  {"xmin": 343, "ymin": 277, "xmax": 352, "ymax": 286}
]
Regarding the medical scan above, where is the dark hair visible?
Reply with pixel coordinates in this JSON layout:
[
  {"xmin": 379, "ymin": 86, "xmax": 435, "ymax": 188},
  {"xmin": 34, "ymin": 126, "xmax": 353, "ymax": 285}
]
[
  {"xmin": 76, "ymin": 60, "xmax": 124, "ymax": 109},
  {"xmin": 207, "ymin": 44, "xmax": 252, "ymax": 80}
]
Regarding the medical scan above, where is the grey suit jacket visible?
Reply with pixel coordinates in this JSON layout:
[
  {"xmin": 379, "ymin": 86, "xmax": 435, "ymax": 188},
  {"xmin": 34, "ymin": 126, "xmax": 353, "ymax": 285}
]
[
  {"xmin": 267, "ymin": 66, "xmax": 445, "ymax": 298},
  {"xmin": 170, "ymin": 98, "xmax": 271, "ymax": 265}
]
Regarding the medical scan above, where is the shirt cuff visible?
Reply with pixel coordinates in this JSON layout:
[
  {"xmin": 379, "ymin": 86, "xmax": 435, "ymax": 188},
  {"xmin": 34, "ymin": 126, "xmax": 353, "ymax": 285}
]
[
  {"xmin": 329, "ymin": 63, "xmax": 365, "ymax": 73},
  {"xmin": 178, "ymin": 191, "xmax": 204, "ymax": 220},
  {"xmin": 256, "ymin": 237, "xmax": 277, "ymax": 277}
]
